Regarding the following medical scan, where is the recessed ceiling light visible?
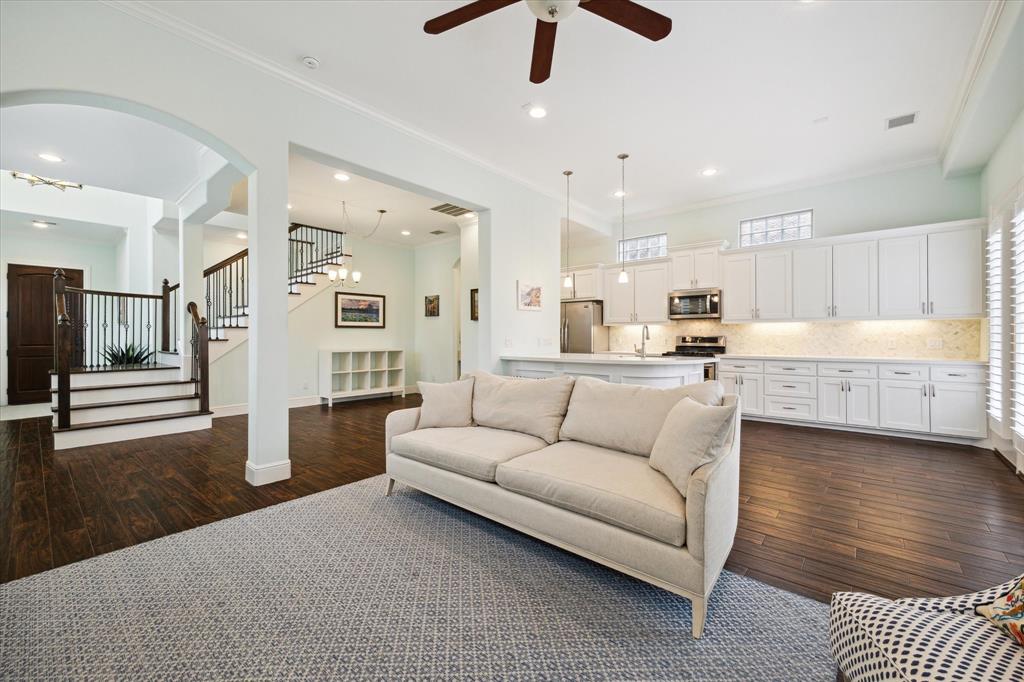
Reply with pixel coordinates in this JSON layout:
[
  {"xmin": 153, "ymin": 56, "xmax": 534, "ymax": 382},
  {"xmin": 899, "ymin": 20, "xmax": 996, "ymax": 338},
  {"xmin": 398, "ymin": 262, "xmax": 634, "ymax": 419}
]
[
  {"xmin": 528, "ymin": 106, "xmax": 547, "ymax": 119},
  {"xmin": 333, "ymin": 172, "xmax": 350, "ymax": 182},
  {"xmin": 237, "ymin": 232, "xmax": 248, "ymax": 239},
  {"xmin": 301, "ymin": 56, "xmax": 320, "ymax": 70},
  {"xmin": 700, "ymin": 167, "xmax": 719, "ymax": 177},
  {"xmin": 287, "ymin": 203, "xmax": 293, "ymax": 210},
  {"xmin": 32, "ymin": 219, "xmax": 55, "ymax": 228},
  {"xmin": 401, "ymin": 230, "xmax": 411, "ymax": 236},
  {"xmin": 613, "ymin": 190, "xmax": 626, "ymax": 198},
  {"xmin": 37, "ymin": 152, "xmax": 63, "ymax": 163}
]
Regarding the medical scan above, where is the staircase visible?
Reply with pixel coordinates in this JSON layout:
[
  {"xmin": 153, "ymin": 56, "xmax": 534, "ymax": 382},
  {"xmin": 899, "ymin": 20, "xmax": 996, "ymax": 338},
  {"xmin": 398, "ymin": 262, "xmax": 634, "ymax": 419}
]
[{"xmin": 49, "ymin": 223, "xmax": 346, "ymax": 449}]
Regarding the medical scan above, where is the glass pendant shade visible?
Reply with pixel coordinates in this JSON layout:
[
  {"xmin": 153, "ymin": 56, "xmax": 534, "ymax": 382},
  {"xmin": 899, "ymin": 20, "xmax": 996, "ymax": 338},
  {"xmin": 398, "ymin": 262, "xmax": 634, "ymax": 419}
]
[
  {"xmin": 352, "ymin": 271, "xmax": 362, "ymax": 284},
  {"xmin": 618, "ymin": 269, "xmax": 629, "ymax": 284},
  {"xmin": 563, "ymin": 274, "xmax": 573, "ymax": 288},
  {"xmin": 338, "ymin": 267, "xmax": 349, "ymax": 281},
  {"xmin": 328, "ymin": 270, "xmax": 338, "ymax": 281}
]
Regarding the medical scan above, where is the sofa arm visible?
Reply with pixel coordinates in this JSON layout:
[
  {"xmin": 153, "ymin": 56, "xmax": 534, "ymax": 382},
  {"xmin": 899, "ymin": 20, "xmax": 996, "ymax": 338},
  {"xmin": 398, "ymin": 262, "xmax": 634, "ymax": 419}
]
[
  {"xmin": 385, "ymin": 407, "xmax": 420, "ymax": 453},
  {"xmin": 685, "ymin": 394, "xmax": 741, "ymax": 568},
  {"xmin": 895, "ymin": 573, "xmax": 1024, "ymax": 614}
]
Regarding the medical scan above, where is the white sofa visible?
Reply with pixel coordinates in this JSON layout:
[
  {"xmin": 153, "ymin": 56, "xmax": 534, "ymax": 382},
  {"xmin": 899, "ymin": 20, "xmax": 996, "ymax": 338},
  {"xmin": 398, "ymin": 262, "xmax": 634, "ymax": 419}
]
[{"xmin": 384, "ymin": 373, "xmax": 742, "ymax": 638}]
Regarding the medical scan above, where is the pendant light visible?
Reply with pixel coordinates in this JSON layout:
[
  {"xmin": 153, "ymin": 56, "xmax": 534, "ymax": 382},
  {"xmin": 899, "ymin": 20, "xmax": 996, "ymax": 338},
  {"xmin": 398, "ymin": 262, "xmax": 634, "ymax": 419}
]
[
  {"xmin": 327, "ymin": 202, "xmax": 387, "ymax": 287},
  {"xmin": 617, "ymin": 153, "xmax": 630, "ymax": 284},
  {"xmin": 562, "ymin": 169, "xmax": 574, "ymax": 289}
]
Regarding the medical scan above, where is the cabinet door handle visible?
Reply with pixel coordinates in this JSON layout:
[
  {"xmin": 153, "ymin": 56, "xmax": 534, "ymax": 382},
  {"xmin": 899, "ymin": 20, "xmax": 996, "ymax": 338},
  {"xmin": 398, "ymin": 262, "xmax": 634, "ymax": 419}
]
[
  {"xmin": 894, "ymin": 371, "xmax": 911, "ymax": 375},
  {"xmin": 782, "ymin": 384, "xmax": 796, "ymax": 388},
  {"xmin": 750, "ymin": 308, "xmax": 754, "ymax": 319},
  {"xmin": 921, "ymin": 302, "xmax": 926, "ymax": 314},
  {"xmin": 930, "ymin": 302, "xmax": 934, "ymax": 314},
  {"xmin": 840, "ymin": 380, "xmax": 845, "ymax": 392},
  {"xmin": 782, "ymin": 367, "xmax": 796, "ymax": 371},
  {"xmin": 845, "ymin": 380, "xmax": 851, "ymax": 391},
  {"xmin": 922, "ymin": 384, "xmax": 927, "ymax": 397},
  {"xmin": 781, "ymin": 406, "xmax": 796, "ymax": 411},
  {"xmin": 931, "ymin": 384, "xmax": 936, "ymax": 397},
  {"xmin": 947, "ymin": 373, "xmax": 966, "ymax": 377},
  {"xmin": 838, "ymin": 369, "xmax": 853, "ymax": 373}
]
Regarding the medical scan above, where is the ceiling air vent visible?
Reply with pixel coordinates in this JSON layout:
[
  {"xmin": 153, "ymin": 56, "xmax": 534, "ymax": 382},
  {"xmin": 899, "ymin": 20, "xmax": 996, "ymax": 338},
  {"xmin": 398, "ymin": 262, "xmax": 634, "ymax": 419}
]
[
  {"xmin": 430, "ymin": 202, "xmax": 472, "ymax": 217},
  {"xmin": 886, "ymin": 112, "xmax": 917, "ymax": 130},
  {"xmin": 429, "ymin": 229, "xmax": 447, "ymax": 236}
]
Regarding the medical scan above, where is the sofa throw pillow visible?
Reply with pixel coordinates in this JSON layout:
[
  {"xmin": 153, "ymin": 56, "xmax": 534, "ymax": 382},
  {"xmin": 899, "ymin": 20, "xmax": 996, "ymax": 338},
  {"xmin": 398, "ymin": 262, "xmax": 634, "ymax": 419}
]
[
  {"xmin": 648, "ymin": 397, "xmax": 738, "ymax": 495},
  {"xmin": 975, "ymin": 575, "xmax": 1024, "ymax": 648},
  {"xmin": 417, "ymin": 377, "xmax": 475, "ymax": 429},
  {"xmin": 559, "ymin": 376, "xmax": 725, "ymax": 456},
  {"xmin": 468, "ymin": 371, "xmax": 574, "ymax": 444}
]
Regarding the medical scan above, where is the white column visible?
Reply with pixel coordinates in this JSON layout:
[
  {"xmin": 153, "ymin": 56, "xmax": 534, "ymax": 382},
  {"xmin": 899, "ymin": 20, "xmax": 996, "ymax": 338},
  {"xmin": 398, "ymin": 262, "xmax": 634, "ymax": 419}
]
[
  {"xmin": 244, "ymin": 157, "xmax": 291, "ymax": 485},
  {"xmin": 177, "ymin": 219, "xmax": 205, "ymax": 376}
]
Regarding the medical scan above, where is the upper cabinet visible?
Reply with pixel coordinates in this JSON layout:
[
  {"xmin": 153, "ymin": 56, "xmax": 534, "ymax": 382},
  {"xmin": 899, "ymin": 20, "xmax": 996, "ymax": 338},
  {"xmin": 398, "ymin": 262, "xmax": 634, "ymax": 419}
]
[
  {"xmin": 560, "ymin": 267, "xmax": 603, "ymax": 300},
  {"xmin": 754, "ymin": 251, "xmax": 792, "ymax": 320},
  {"xmin": 670, "ymin": 245, "xmax": 720, "ymax": 290},
  {"xmin": 792, "ymin": 246, "xmax": 832, "ymax": 319},
  {"xmin": 602, "ymin": 262, "xmax": 669, "ymax": 324},
  {"xmin": 721, "ymin": 253, "xmax": 756, "ymax": 322},
  {"xmin": 877, "ymin": 227, "xmax": 983, "ymax": 319},
  {"xmin": 832, "ymin": 241, "xmax": 877, "ymax": 319}
]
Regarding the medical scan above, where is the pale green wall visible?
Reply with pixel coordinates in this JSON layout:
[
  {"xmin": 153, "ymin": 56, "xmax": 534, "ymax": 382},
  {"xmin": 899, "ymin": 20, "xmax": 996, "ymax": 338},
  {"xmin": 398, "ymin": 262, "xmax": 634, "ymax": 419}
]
[
  {"xmin": 570, "ymin": 162, "xmax": 983, "ymax": 265},
  {"xmin": 414, "ymin": 238, "xmax": 461, "ymax": 383},
  {"xmin": 981, "ymin": 108, "xmax": 1024, "ymax": 211}
]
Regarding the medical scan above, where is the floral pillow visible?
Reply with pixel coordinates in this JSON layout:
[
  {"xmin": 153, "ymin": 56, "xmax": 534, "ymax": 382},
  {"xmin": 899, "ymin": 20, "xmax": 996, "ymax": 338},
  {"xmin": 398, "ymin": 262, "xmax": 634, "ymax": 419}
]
[{"xmin": 976, "ymin": 575, "xmax": 1024, "ymax": 647}]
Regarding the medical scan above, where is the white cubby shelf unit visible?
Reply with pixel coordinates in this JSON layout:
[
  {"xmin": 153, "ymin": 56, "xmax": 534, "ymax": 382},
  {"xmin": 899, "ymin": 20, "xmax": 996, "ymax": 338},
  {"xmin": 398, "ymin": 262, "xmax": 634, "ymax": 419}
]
[{"xmin": 318, "ymin": 349, "xmax": 406, "ymax": 404}]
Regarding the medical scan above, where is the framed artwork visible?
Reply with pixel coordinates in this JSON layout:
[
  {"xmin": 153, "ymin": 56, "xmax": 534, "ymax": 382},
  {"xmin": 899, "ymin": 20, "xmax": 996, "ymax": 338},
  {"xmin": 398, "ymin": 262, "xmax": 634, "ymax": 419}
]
[
  {"xmin": 424, "ymin": 295, "xmax": 440, "ymax": 317},
  {"xmin": 517, "ymin": 281, "xmax": 542, "ymax": 311},
  {"xmin": 470, "ymin": 288, "xmax": 479, "ymax": 321},
  {"xmin": 335, "ymin": 292, "xmax": 385, "ymax": 328}
]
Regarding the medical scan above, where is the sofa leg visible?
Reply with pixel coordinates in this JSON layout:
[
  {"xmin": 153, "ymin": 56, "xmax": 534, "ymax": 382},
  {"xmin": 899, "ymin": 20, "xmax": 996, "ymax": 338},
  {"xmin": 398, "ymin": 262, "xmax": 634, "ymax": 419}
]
[
  {"xmin": 691, "ymin": 597, "xmax": 706, "ymax": 639},
  {"xmin": 385, "ymin": 478, "xmax": 395, "ymax": 497}
]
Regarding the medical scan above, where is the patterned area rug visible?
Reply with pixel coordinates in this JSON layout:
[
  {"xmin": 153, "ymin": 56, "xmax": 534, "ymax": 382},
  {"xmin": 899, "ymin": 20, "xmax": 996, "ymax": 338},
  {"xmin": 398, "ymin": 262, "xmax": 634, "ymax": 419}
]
[{"xmin": 1, "ymin": 475, "xmax": 836, "ymax": 680}]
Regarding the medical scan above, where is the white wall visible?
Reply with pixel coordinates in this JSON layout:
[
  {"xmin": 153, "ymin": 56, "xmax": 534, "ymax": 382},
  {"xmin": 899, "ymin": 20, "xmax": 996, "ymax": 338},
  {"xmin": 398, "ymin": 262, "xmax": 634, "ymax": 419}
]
[
  {"xmin": 0, "ymin": 216, "xmax": 120, "ymax": 405},
  {"xmin": 981, "ymin": 108, "xmax": 1024, "ymax": 211},
  {"xmin": 569, "ymin": 162, "xmax": 983, "ymax": 265},
  {"xmin": 414, "ymin": 238, "xmax": 461, "ymax": 383},
  {"xmin": 204, "ymin": 236, "xmax": 246, "ymax": 270},
  {"xmin": 459, "ymin": 222, "xmax": 481, "ymax": 374}
]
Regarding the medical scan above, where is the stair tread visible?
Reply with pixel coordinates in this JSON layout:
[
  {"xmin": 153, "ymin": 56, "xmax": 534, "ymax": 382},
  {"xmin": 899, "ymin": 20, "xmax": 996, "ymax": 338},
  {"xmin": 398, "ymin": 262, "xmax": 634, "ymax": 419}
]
[
  {"xmin": 50, "ymin": 363, "xmax": 179, "ymax": 375},
  {"xmin": 52, "ymin": 394, "xmax": 198, "ymax": 412},
  {"xmin": 50, "ymin": 379, "xmax": 197, "ymax": 393},
  {"xmin": 53, "ymin": 410, "xmax": 213, "ymax": 432}
]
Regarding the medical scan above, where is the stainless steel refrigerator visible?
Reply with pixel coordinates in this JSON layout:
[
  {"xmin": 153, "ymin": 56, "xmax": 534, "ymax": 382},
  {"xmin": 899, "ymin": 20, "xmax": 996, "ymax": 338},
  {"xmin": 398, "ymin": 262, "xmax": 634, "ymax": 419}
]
[{"xmin": 560, "ymin": 300, "xmax": 609, "ymax": 353}]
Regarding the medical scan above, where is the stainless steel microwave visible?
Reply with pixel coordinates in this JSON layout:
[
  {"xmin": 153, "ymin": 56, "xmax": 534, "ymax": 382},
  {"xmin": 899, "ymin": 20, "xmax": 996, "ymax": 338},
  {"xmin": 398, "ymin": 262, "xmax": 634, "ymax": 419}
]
[{"xmin": 668, "ymin": 289, "xmax": 721, "ymax": 319}]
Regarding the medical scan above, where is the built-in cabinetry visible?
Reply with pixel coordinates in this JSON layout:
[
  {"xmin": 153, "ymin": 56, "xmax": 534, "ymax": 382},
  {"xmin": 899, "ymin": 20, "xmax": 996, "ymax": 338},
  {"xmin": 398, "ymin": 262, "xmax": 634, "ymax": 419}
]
[
  {"xmin": 602, "ymin": 261, "xmax": 669, "ymax": 324},
  {"xmin": 717, "ymin": 355, "xmax": 986, "ymax": 441},
  {"xmin": 318, "ymin": 349, "xmax": 405, "ymax": 404},
  {"xmin": 877, "ymin": 230, "xmax": 984, "ymax": 318},
  {"xmin": 669, "ymin": 244, "xmax": 721, "ymax": 290},
  {"xmin": 720, "ymin": 251, "xmax": 792, "ymax": 321},
  {"xmin": 560, "ymin": 266, "xmax": 602, "ymax": 300}
]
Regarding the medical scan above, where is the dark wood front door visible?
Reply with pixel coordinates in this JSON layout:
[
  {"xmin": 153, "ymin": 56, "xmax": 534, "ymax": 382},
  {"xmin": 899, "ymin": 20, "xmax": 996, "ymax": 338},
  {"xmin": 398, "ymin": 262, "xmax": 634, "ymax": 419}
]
[{"xmin": 6, "ymin": 264, "xmax": 84, "ymax": 404}]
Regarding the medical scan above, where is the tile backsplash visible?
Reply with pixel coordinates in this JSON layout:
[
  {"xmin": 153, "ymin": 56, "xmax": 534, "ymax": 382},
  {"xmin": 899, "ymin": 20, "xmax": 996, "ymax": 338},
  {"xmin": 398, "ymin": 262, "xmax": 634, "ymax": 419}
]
[{"xmin": 609, "ymin": 319, "xmax": 986, "ymax": 361}]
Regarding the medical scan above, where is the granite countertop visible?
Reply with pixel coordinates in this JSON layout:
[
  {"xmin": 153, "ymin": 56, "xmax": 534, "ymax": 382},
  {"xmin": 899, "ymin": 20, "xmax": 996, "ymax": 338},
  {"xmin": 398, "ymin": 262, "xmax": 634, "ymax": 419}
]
[
  {"xmin": 501, "ymin": 353, "xmax": 716, "ymax": 365},
  {"xmin": 717, "ymin": 353, "xmax": 987, "ymax": 366}
]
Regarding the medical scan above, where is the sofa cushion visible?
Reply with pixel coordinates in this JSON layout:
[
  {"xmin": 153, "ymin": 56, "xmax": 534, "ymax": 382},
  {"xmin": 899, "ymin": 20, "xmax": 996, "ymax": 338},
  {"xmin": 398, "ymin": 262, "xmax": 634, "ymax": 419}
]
[
  {"xmin": 417, "ymin": 378, "xmax": 475, "ymax": 429},
  {"xmin": 495, "ymin": 441, "xmax": 686, "ymax": 546},
  {"xmin": 559, "ymin": 377, "xmax": 725, "ymax": 456},
  {"xmin": 390, "ymin": 427, "xmax": 547, "ymax": 482},
  {"xmin": 649, "ymin": 398, "xmax": 738, "ymax": 496},
  {"xmin": 468, "ymin": 371, "xmax": 575, "ymax": 444}
]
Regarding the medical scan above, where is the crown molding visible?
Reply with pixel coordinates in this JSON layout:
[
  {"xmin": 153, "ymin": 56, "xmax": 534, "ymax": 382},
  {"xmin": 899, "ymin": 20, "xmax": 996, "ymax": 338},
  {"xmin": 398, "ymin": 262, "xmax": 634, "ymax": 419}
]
[
  {"xmin": 99, "ymin": 1, "xmax": 599, "ymax": 217},
  {"xmin": 626, "ymin": 156, "xmax": 941, "ymax": 224},
  {"xmin": 939, "ymin": 0, "xmax": 1007, "ymax": 160}
]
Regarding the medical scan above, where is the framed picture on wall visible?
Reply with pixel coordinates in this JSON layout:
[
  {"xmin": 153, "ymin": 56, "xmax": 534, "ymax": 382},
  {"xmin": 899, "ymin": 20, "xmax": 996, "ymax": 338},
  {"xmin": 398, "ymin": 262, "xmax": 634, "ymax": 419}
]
[
  {"xmin": 425, "ymin": 295, "xmax": 440, "ymax": 317},
  {"xmin": 335, "ymin": 292, "xmax": 385, "ymax": 328},
  {"xmin": 470, "ymin": 288, "xmax": 479, "ymax": 321},
  {"xmin": 517, "ymin": 281, "xmax": 542, "ymax": 311}
]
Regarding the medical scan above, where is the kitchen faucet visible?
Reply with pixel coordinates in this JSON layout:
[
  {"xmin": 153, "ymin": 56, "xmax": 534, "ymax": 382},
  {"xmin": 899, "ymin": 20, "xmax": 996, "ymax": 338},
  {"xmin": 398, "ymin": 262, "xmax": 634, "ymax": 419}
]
[{"xmin": 634, "ymin": 324, "xmax": 650, "ymax": 359}]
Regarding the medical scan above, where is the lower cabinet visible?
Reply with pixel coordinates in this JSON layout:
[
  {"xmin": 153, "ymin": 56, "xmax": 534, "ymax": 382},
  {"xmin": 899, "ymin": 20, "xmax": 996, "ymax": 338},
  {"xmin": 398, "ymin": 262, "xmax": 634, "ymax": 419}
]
[
  {"xmin": 719, "ymin": 372, "xmax": 764, "ymax": 416},
  {"xmin": 878, "ymin": 380, "xmax": 930, "ymax": 432},
  {"xmin": 818, "ymin": 378, "xmax": 878, "ymax": 428},
  {"xmin": 877, "ymin": 379, "xmax": 987, "ymax": 438}
]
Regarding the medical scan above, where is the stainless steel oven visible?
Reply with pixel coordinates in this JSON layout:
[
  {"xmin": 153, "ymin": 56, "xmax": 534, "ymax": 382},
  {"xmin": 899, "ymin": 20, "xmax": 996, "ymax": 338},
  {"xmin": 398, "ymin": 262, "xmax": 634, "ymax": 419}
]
[{"xmin": 668, "ymin": 289, "xmax": 720, "ymax": 319}]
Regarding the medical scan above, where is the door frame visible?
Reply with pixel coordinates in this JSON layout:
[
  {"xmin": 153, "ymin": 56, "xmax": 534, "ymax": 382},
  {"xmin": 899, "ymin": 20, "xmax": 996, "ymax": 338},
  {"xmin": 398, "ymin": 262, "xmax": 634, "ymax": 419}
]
[{"xmin": 5, "ymin": 263, "xmax": 85, "ymax": 405}]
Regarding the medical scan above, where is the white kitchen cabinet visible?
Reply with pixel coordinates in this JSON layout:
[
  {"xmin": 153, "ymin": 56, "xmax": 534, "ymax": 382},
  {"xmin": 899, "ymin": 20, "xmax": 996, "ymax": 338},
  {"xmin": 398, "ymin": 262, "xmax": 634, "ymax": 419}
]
[
  {"xmin": 754, "ymin": 250, "xmax": 792, "ymax": 320},
  {"xmin": 833, "ymin": 241, "xmax": 877, "ymax": 319},
  {"xmin": 927, "ymin": 229, "xmax": 983, "ymax": 317},
  {"xmin": 792, "ymin": 246, "xmax": 832, "ymax": 319},
  {"xmin": 602, "ymin": 262, "xmax": 668, "ymax": 324},
  {"xmin": 722, "ymin": 254, "xmax": 756, "ymax": 322},
  {"xmin": 720, "ymin": 371, "xmax": 763, "ymax": 416},
  {"xmin": 929, "ymin": 381, "xmax": 986, "ymax": 438},
  {"xmin": 602, "ymin": 268, "xmax": 634, "ymax": 324},
  {"xmin": 633, "ymin": 262, "xmax": 670, "ymax": 323},
  {"xmin": 670, "ymin": 251, "xmax": 695, "ymax": 291},
  {"xmin": 561, "ymin": 268, "xmax": 602, "ymax": 300},
  {"xmin": 846, "ymin": 379, "xmax": 879, "ymax": 428},
  {"xmin": 878, "ymin": 235, "xmax": 927, "ymax": 317},
  {"xmin": 670, "ymin": 246, "xmax": 720, "ymax": 290},
  {"xmin": 817, "ymin": 378, "xmax": 846, "ymax": 424},
  {"xmin": 878, "ymin": 380, "xmax": 930, "ymax": 433}
]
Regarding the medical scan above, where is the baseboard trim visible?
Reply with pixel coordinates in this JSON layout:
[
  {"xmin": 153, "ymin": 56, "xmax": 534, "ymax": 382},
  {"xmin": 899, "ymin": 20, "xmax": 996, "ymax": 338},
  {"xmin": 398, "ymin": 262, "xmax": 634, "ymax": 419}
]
[
  {"xmin": 245, "ymin": 458, "xmax": 291, "ymax": 486},
  {"xmin": 212, "ymin": 395, "xmax": 321, "ymax": 418},
  {"xmin": 741, "ymin": 415, "xmax": 992, "ymax": 449}
]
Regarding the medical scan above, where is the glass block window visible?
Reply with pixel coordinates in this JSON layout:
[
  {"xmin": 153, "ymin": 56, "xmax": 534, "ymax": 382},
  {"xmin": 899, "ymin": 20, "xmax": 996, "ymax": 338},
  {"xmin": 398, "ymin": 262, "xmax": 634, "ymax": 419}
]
[
  {"xmin": 618, "ymin": 233, "xmax": 668, "ymax": 263},
  {"xmin": 739, "ymin": 209, "xmax": 813, "ymax": 247}
]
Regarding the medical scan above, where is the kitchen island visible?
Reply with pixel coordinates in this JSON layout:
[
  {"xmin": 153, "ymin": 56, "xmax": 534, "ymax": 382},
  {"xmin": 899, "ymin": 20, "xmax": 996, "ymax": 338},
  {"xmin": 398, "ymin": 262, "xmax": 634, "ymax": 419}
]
[{"xmin": 501, "ymin": 353, "xmax": 715, "ymax": 387}]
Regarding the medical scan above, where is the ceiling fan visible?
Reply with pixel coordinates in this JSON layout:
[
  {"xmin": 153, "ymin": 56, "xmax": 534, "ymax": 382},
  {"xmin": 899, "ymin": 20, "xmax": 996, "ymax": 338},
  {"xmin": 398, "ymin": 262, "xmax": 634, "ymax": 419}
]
[{"xmin": 423, "ymin": 0, "xmax": 672, "ymax": 84}]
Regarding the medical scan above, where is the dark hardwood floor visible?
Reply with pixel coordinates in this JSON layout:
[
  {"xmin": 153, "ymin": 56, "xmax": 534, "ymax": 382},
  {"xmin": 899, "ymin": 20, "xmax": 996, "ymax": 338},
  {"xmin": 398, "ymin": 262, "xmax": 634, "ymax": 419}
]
[{"xmin": 2, "ymin": 398, "xmax": 1023, "ymax": 606}]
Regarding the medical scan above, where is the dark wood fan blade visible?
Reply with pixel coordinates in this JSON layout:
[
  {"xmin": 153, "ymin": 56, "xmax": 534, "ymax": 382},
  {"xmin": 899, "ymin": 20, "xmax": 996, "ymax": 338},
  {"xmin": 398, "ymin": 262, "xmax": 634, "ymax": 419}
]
[
  {"xmin": 580, "ymin": 0, "xmax": 671, "ymax": 41},
  {"xmin": 424, "ymin": 0, "xmax": 520, "ymax": 34},
  {"xmin": 530, "ymin": 20, "xmax": 557, "ymax": 84}
]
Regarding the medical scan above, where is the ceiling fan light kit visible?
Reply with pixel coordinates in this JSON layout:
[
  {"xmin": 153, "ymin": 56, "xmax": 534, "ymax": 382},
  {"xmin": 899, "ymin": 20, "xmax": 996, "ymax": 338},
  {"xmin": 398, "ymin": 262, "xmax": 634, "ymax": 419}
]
[{"xmin": 423, "ymin": 0, "xmax": 671, "ymax": 84}]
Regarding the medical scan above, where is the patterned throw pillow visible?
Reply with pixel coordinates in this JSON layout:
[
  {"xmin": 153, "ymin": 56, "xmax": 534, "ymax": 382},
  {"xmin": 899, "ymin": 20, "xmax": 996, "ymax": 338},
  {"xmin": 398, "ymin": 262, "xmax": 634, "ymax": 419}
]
[{"xmin": 976, "ymin": 575, "xmax": 1024, "ymax": 647}]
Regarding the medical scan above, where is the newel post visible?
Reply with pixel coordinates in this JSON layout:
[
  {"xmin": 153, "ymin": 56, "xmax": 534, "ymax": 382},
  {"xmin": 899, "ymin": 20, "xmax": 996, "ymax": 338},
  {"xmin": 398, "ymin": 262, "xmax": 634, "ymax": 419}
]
[
  {"xmin": 53, "ymin": 269, "xmax": 72, "ymax": 429},
  {"xmin": 161, "ymin": 278, "xmax": 171, "ymax": 352}
]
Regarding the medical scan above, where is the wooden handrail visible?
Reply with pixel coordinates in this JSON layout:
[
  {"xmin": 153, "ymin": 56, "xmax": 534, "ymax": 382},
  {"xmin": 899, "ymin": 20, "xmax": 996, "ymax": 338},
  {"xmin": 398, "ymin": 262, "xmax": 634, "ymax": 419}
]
[
  {"xmin": 53, "ymin": 269, "xmax": 71, "ymax": 429},
  {"xmin": 289, "ymin": 222, "xmax": 346, "ymax": 235},
  {"xmin": 186, "ymin": 301, "xmax": 210, "ymax": 413},
  {"xmin": 203, "ymin": 249, "xmax": 247, "ymax": 277},
  {"xmin": 186, "ymin": 301, "xmax": 206, "ymax": 326},
  {"xmin": 65, "ymin": 286, "xmax": 163, "ymax": 300},
  {"xmin": 166, "ymin": 281, "xmax": 180, "ymax": 292}
]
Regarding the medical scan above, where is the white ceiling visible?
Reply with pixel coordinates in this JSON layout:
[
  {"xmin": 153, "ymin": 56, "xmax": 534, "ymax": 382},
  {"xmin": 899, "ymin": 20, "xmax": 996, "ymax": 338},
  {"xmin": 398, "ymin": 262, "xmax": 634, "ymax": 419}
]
[
  {"xmin": 0, "ymin": 103, "xmax": 221, "ymax": 201},
  {"xmin": 227, "ymin": 152, "xmax": 470, "ymax": 246},
  {"xmin": 152, "ymin": 0, "xmax": 989, "ymax": 218},
  {"xmin": 0, "ymin": 210, "xmax": 125, "ymax": 244}
]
